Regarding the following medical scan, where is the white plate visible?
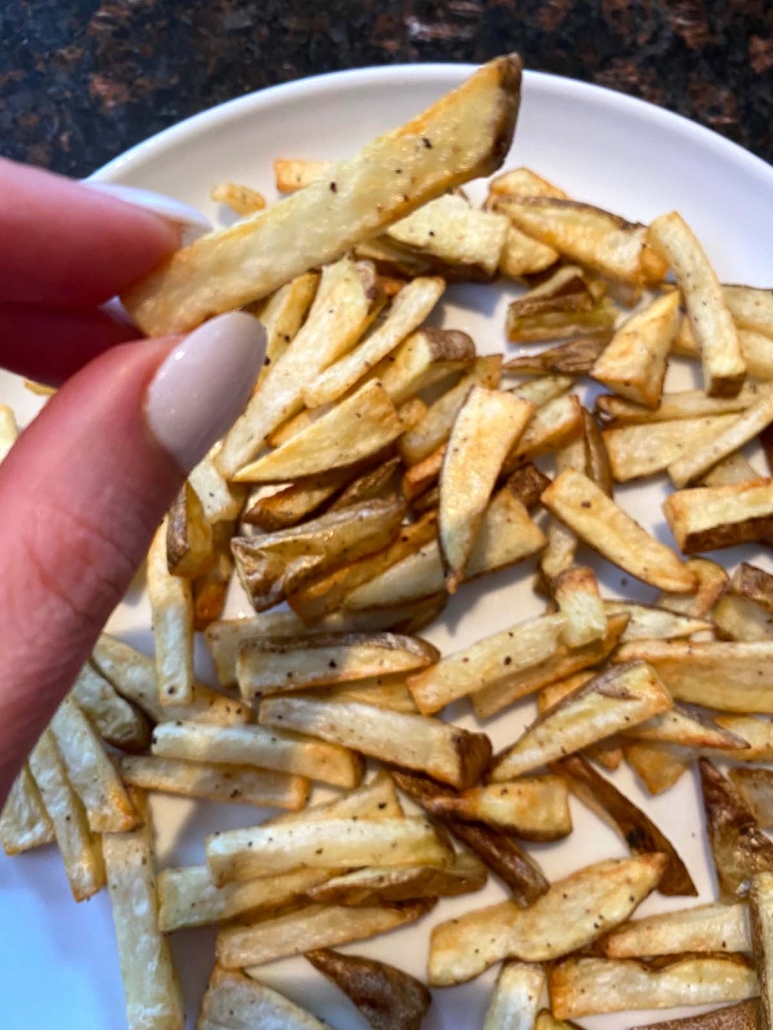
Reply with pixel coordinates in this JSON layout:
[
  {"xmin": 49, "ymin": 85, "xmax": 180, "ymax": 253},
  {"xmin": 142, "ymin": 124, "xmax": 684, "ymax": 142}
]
[{"xmin": 3, "ymin": 64, "xmax": 773, "ymax": 1030}]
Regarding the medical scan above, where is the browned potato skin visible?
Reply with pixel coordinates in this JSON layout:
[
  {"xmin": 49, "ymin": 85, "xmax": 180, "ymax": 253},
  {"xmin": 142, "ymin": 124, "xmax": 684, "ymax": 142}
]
[
  {"xmin": 632, "ymin": 1001, "xmax": 760, "ymax": 1030},
  {"xmin": 502, "ymin": 464, "xmax": 551, "ymax": 510},
  {"xmin": 306, "ymin": 948, "xmax": 431, "ymax": 1030},
  {"xmin": 733, "ymin": 562, "xmax": 773, "ymax": 616},
  {"xmin": 582, "ymin": 409, "xmax": 614, "ymax": 496}
]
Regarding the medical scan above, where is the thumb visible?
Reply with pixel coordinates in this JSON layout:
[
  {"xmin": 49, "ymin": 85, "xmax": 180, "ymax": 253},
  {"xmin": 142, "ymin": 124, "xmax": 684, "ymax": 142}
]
[{"xmin": 0, "ymin": 312, "xmax": 265, "ymax": 796}]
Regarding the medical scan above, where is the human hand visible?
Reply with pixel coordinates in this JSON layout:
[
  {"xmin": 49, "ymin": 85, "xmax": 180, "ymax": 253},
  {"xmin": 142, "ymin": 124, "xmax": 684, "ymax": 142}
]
[{"xmin": 0, "ymin": 158, "xmax": 266, "ymax": 800}]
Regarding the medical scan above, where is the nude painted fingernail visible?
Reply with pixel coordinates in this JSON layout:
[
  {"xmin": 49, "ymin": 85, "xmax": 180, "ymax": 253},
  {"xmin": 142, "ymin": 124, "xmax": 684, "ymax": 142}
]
[
  {"xmin": 80, "ymin": 182, "xmax": 213, "ymax": 243},
  {"xmin": 145, "ymin": 312, "xmax": 266, "ymax": 472}
]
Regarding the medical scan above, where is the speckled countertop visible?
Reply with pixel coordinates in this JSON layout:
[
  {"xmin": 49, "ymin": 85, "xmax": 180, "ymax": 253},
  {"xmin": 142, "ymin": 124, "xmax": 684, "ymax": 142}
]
[{"xmin": 1, "ymin": 0, "xmax": 772, "ymax": 176}]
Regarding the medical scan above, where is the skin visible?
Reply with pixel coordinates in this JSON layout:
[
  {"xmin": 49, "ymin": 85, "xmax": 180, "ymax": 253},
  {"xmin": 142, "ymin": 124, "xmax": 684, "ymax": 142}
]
[{"xmin": 0, "ymin": 157, "xmax": 186, "ymax": 800}]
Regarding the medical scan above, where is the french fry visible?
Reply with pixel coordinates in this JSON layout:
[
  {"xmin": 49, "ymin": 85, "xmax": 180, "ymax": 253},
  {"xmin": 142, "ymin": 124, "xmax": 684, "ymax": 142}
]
[
  {"xmin": 668, "ymin": 387, "xmax": 773, "ymax": 487},
  {"xmin": 232, "ymin": 497, "xmax": 405, "ymax": 611},
  {"xmin": 440, "ymin": 386, "xmax": 534, "ymax": 590},
  {"xmin": 259, "ymin": 696, "xmax": 492, "ymax": 789},
  {"xmin": 489, "ymin": 166, "xmax": 567, "ymax": 200},
  {"xmin": 327, "ymin": 454, "xmax": 401, "ymax": 512},
  {"xmin": 218, "ymin": 898, "xmax": 435, "ymax": 969},
  {"xmin": 603, "ymin": 901, "xmax": 751, "ymax": 959},
  {"xmin": 306, "ymin": 850, "xmax": 487, "ymax": 906},
  {"xmin": 0, "ymin": 764, "xmax": 54, "ymax": 856},
  {"xmin": 390, "ymin": 769, "xmax": 549, "ymax": 904},
  {"xmin": 656, "ymin": 557, "xmax": 728, "ymax": 617},
  {"xmin": 242, "ymin": 460, "xmax": 377, "ymax": 531},
  {"xmin": 604, "ymin": 600, "xmax": 713, "ymax": 641},
  {"xmin": 700, "ymin": 758, "xmax": 773, "ymax": 901},
  {"xmin": 472, "ymin": 613, "xmax": 629, "ymax": 721},
  {"xmin": 507, "ymin": 296, "xmax": 616, "ymax": 344},
  {"xmin": 150, "ymin": 720, "xmax": 363, "ymax": 789},
  {"xmin": 29, "ymin": 730, "xmax": 105, "ymax": 902},
  {"xmin": 731, "ymin": 768, "xmax": 773, "ymax": 827},
  {"xmin": 50, "ymin": 697, "xmax": 138, "ymax": 833},
  {"xmin": 503, "ymin": 463, "xmax": 552, "ymax": 509},
  {"xmin": 210, "ymin": 181, "xmax": 266, "ymax": 216},
  {"xmin": 406, "ymin": 613, "xmax": 567, "ymax": 715},
  {"xmin": 554, "ymin": 754, "xmax": 696, "ymax": 895},
  {"xmin": 714, "ymin": 594, "xmax": 773, "ymax": 642},
  {"xmin": 591, "ymin": 292, "xmax": 680, "ymax": 408},
  {"xmin": 120, "ymin": 754, "xmax": 310, "ymax": 808},
  {"xmin": 489, "ymin": 662, "xmax": 672, "ymax": 781},
  {"xmin": 549, "ymin": 955, "xmax": 758, "ymax": 1020},
  {"xmin": 428, "ymin": 854, "xmax": 666, "ymax": 986},
  {"xmin": 192, "ymin": 520, "xmax": 235, "ymax": 630},
  {"xmin": 402, "ymin": 444, "xmax": 444, "ymax": 503},
  {"xmin": 483, "ymin": 962, "xmax": 546, "ymax": 1030},
  {"xmin": 725, "ymin": 284, "xmax": 773, "ymax": 338},
  {"xmin": 124, "ymin": 56, "xmax": 522, "ymax": 335},
  {"xmin": 237, "ymin": 631, "xmax": 438, "ymax": 698},
  {"xmin": 102, "ymin": 793, "xmax": 184, "ymax": 1030},
  {"xmin": 71, "ymin": 662, "xmax": 151, "ymax": 752},
  {"xmin": 306, "ymin": 948, "xmax": 431, "ymax": 1030},
  {"xmin": 294, "ymin": 676, "xmax": 418, "ymax": 713},
  {"xmin": 507, "ymin": 265, "xmax": 595, "ymax": 318},
  {"xmin": 552, "ymin": 565, "xmax": 605, "ymax": 646},
  {"xmin": 504, "ymin": 332, "xmax": 611, "ymax": 375},
  {"xmin": 251, "ymin": 271, "xmax": 319, "ymax": 376},
  {"xmin": 583, "ymin": 407, "xmax": 614, "ymax": 494},
  {"xmin": 624, "ymin": 741, "xmax": 691, "ymax": 795},
  {"xmin": 371, "ymin": 327, "xmax": 476, "ymax": 405},
  {"xmin": 202, "ymin": 967, "xmax": 327, "ymax": 1030},
  {"xmin": 677, "ymin": 320, "xmax": 773, "ymax": 381},
  {"xmin": 507, "ymin": 374, "xmax": 573, "ymax": 407},
  {"xmin": 206, "ymin": 815, "xmax": 451, "ymax": 887},
  {"xmin": 626, "ymin": 703, "xmax": 749, "ymax": 750},
  {"xmin": 703, "ymin": 450, "xmax": 763, "ymax": 484},
  {"xmin": 502, "ymin": 393, "xmax": 584, "ymax": 475},
  {"xmin": 540, "ymin": 433, "xmax": 586, "ymax": 582},
  {"xmin": 597, "ymin": 385, "xmax": 764, "ymax": 426},
  {"xmin": 355, "ymin": 236, "xmax": 433, "ymax": 277},
  {"xmin": 631, "ymin": 1001, "xmax": 760, "ymax": 1030},
  {"xmin": 0, "ymin": 403, "xmax": 18, "ymax": 462},
  {"xmin": 732, "ymin": 562, "xmax": 773, "ymax": 614},
  {"xmin": 147, "ymin": 520, "xmax": 194, "ymax": 705},
  {"xmin": 715, "ymin": 717, "xmax": 773, "ymax": 762},
  {"xmin": 422, "ymin": 777, "xmax": 572, "ymax": 841},
  {"xmin": 274, "ymin": 157, "xmax": 332, "ymax": 193},
  {"xmin": 616, "ymin": 639, "xmax": 773, "ymax": 713},
  {"xmin": 603, "ymin": 415, "xmax": 740, "ymax": 482},
  {"xmin": 189, "ymin": 441, "xmax": 245, "ymax": 523},
  {"xmin": 489, "ymin": 167, "xmax": 568, "ymax": 281},
  {"xmin": 648, "ymin": 211, "xmax": 745, "ymax": 396},
  {"xmin": 92, "ymin": 634, "xmax": 250, "ymax": 725},
  {"xmin": 541, "ymin": 468, "xmax": 695, "ymax": 592}
]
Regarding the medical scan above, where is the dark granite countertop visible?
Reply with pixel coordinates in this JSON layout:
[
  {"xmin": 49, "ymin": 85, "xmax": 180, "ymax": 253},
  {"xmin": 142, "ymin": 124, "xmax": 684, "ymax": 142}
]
[{"xmin": 1, "ymin": 0, "xmax": 772, "ymax": 177}]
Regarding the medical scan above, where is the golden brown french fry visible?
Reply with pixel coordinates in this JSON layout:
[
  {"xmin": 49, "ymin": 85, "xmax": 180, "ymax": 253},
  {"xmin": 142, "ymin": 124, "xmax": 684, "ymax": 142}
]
[
  {"xmin": 294, "ymin": 676, "xmax": 418, "ymax": 713},
  {"xmin": 71, "ymin": 662, "xmax": 151, "ymax": 752},
  {"xmin": 539, "ymin": 433, "xmax": 585, "ymax": 582},
  {"xmin": 251, "ymin": 271, "xmax": 319, "ymax": 377},
  {"xmin": 29, "ymin": 730, "xmax": 105, "ymax": 902},
  {"xmin": 422, "ymin": 777, "xmax": 571, "ymax": 841},
  {"xmin": 722, "ymin": 284, "xmax": 773, "ymax": 337},
  {"xmin": 597, "ymin": 385, "xmax": 764, "ymax": 426},
  {"xmin": 165, "ymin": 482, "xmax": 224, "ymax": 576},
  {"xmin": 648, "ymin": 211, "xmax": 745, "ymax": 396},
  {"xmin": 549, "ymin": 955, "xmax": 758, "ymax": 1020},
  {"xmin": 150, "ymin": 719, "xmax": 362, "ymax": 789},
  {"xmin": 626, "ymin": 703, "xmax": 749, "ymax": 750},
  {"xmin": 189, "ymin": 441, "xmax": 245, "ymax": 523},
  {"xmin": 0, "ymin": 403, "xmax": 18, "ymax": 462},
  {"xmin": 502, "ymin": 393, "xmax": 584, "ymax": 475},
  {"xmin": 103, "ymin": 793, "xmax": 184, "ymax": 1030},
  {"xmin": 306, "ymin": 948, "xmax": 431, "ymax": 1030},
  {"xmin": 210, "ymin": 181, "xmax": 266, "ymax": 216},
  {"xmin": 0, "ymin": 764, "xmax": 54, "ymax": 856},
  {"xmin": 715, "ymin": 717, "xmax": 773, "ymax": 762},
  {"xmin": 120, "ymin": 753, "xmax": 310, "ymax": 808},
  {"xmin": 242, "ymin": 462, "xmax": 373, "ymax": 530},
  {"xmin": 504, "ymin": 332, "xmax": 611, "ymax": 376},
  {"xmin": 489, "ymin": 166, "xmax": 567, "ymax": 200},
  {"xmin": 50, "ymin": 697, "xmax": 138, "ymax": 833},
  {"xmin": 677, "ymin": 319, "xmax": 773, "ymax": 382},
  {"xmin": 218, "ymin": 899, "xmax": 435, "ymax": 969},
  {"xmin": 202, "ymin": 967, "xmax": 328, "ymax": 1030},
  {"xmin": 428, "ymin": 854, "xmax": 666, "ymax": 986},
  {"xmin": 552, "ymin": 565, "xmax": 605, "ymax": 647},
  {"xmin": 503, "ymin": 463, "xmax": 552, "ymax": 509},
  {"xmin": 603, "ymin": 901, "xmax": 751, "ymax": 959},
  {"xmin": 260, "ymin": 695, "xmax": 492, "ymax": 789},
  {"xmin": 604, "ymin": 600, "xmax": 713, "ymax": 641},
  {"xmin": 603, "ymin": 415, "xmax": 740, "ymax": 482},
  {"xmin": 490, "ymin": 662, "xmax": 672, "ymax": 781},
  {"xmin": 489, "ymin": 168, "xmax": 567, "ymax": 278},
  {"xmin": 273, "ymin": 158, "xmax": 332, "ymax": 193},
  {"xmin": 327, "ymin": 455, "xmax": 402, "ymax": 512},
  {"xmin": 541, "ymin": 467, "xmax": 695, "ymax": 592},
  {"xmin": 371, "ymin": 328, "xmax": 476, "ymax": 405},
  {"xmin": 440, "ymin": 386, "xmax": 533, "ymax": 590},
  {"xmin": 192, "ymin": 520, "xmax": 235, "ymax": 631},
  {"xmin": 483, "ymin": 962, "xmax": 546, "ymax": 1030},
  {"xmin": 731, "ymin": 768, "xmax": 773, "ymax": 827},
  {"xmin": 624, "ymin": 741, "xmax": 691, "ymax": 795},
  {"xmin": 714, "ymin": 594, "xmax": 773, "ymax": 642},
  {"xmin": 147, "ymin": 520, "xmax": 194, "ymax": 705},
  {"xmin": 656, "ymin": 557, "xmax": 728, "ymax": 617},
  {"xmin": 631, "ymin": 1001, "xmax": 760, "ymax": 1030}
]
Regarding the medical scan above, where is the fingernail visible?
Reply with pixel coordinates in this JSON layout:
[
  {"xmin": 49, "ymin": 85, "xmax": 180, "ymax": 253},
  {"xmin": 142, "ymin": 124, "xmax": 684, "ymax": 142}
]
[
  {"xmin": 145, "ymin": 312, "xmax": 266, "ymax": 472},
  {"xmin": 80, "ymin": 182, "xmax": 213, "ymax": 243}
]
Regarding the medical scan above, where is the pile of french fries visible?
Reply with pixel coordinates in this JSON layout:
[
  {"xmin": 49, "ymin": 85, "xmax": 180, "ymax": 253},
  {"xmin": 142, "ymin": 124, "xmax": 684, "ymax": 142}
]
[{"xmin": 7, "ymin": 52, "xmax": 773, "ymax": 1030}]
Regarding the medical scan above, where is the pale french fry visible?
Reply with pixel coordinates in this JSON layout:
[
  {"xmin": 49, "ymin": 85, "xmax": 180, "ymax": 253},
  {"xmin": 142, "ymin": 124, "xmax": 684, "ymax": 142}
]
[
  {"xmin": 603, "ymin": 415, "xmax": 740, "ymax": 482},
  {"xmin": 71, "ymin": 662, "xmax": 151, "ymax": 752},
  {"xmin": 92, "ymin": 634, "xmax": 250, "ymax": 725},
  {"xmin": 274, "ymin": 157, "xmax": 332, "ymax": 193},
  {"xmin": 428, "ymin": 854, "xmax": 666, "ymax": 986},
  {"xmin": 192, "ymin": 520, "xmax": 235, "ymax": 631},
  {"xmin": 124, "ymin": 56, "xmax": 522, "ymax": 334},
  {"xmin": 219, "ymin": 899, "xmax": 434, "ymax": 969},
  {"xmin": 540, "ymin": 433, "xmax": 586, "ymax": 582},
  {"xmin": 549, "ymin": 955, "xmax": 758, "ymax": 1020},
  {"xmin": 725, "ymin": 284, "xmax": 773, "ymax": 338},
  {"xmin": 260, "ymin": 695, "xmax": 492, "ymax": 789},
  {"xmin": 29, "ymin": 730, "xmax": 105, "ymax": 902},
  {"xmin": 715, "ymin": 717, "xmax": 773, "ymax": 762},
  {"xmin": 554, "ymin": 754, "xmax": 696, "ymax": 895},
  {"xmin": 295, "ymin": 676, "xmax": 418, "ymax": 713},
  {"xmin": 656, "ymin": 557, "xmax": 728, "ymax": 617},
  {"xmin": 306, "ymin": 948, "xmax": 431, "ymax": 1030},
  {"xmin": 306, "ymin": 850, "xmax": 487, "ymax": 906},
  {"xmin": 506, "ymin": 374, "xmax": 573, "ymax": 407},
  {"xmin": 541, "ymin": 468, "xmax": 695, "ymax": 592},
  {"xmin": 0, "ymin": 764, "xmax": 54, "ymax": 856},
  {"xmin": 677, "ymin": 320, "xmax": 773, "ymax": 381},
  {"xmin": 626, "ymin": 703, "xmax": 749, "ymax": 750},
  {"xmin": 423, "ymin": 777, "xmax": 571, "ymax": 841},
  {"xmin": 165, "ymin": 482, "xmax": 215, "ymax": 578},
  {"xmin": 489, "ymin": 662, "xmax": 672, "ymax": 781},
  {"xmin": 631, "ymin": 1001, "xmax": 760, "ymax": 1030},
  {"xmin": 0, "ymin": 403, "xmax": 18, "ymax": 462},
  {"xmin": 504, "ymin": 333, "xmax": 611, "ymax": 376},
  {"xmin": 202, "ymin": 967, "xmax": 327, "ymax": 1030},
  {"xmin": 147, "ymin": 520, "xmax": 194, "ymax": 705},
  {"xmin": 50, "ymin": 697, "xmax": 138, "ymax": 833},
  {"xmin": 489, "ymin": 169, "xmax": 567, "ymax": 278},
  {"xmin": 597, "ymin": 385, "xmax": 765, "ymax": 426},
  {"xmin": 233, "ymin": 497, "xmax": 405, "ymax": 610},
  {"xmin": 552, "ymin": 565, "xmax": 605, "ymax": 646},
  {"xmin": 151, "ymin": 720, "xmax": 362, "ymax": 788},
  {"xmin": 440, "ymin": 386, "xmax": 534, "ymax": 590},
  {"xmin": 502, "ymin": 393, "xmax": 584, "ymax": 475},
  {"xmin": 484, "ymin": 962, "xmax": 546, "ymax": 1030},
  {"xmin": 120, "ymin": 753, "xmax": 310, "ymax": 808},
  {"xmin": 714, "ymin": 594, "xmax": 773, "ymax": 641},
  {"xmin": 702, "ymin": 452, "xmax": 762, "ymax": 486},
  {"xmin": 407, "ymin": 613, "xmax": 568, "ymax": 715},
  {"xmin": 189, "ymin": 441, "xmax": 245, "ymax": 523},
  {"xmin": 472, "ymin": 614, "xmax": 629, "ymax": 721},
  {"xmin": 210, "ymin": 181, "xmax": 266, "ymax": 216},
  {"xmin": 103, "ymin": 793, "xmax": 184, "ymax": 1030},
  {"xmin": 604, "ymin": 902, "xmax": 751, "ymax": 959},
  {"xmin": 616, "ymin": 639, "xmax": 773, "ymax": 713},
  {"xmin": 649, "ymin": 211, "xmax": 745, "ymax": 396},
  {"xmin": 731, "ymin": 768, "xmax": 773, "ymax": 826},
  {"xmin": 370, "ymin": 327, "xmax": 476, "ymax": 405},
  {"xmin": 604, "ymin": 600, "xmax": 713, "ymax": 641},
  {"xmin": 625, "ymin": 741, "xmax": 691, "ymax": 795},
  {"xmin": 251, "ymin": 271, "xmax": 319, "ymax": 376}
]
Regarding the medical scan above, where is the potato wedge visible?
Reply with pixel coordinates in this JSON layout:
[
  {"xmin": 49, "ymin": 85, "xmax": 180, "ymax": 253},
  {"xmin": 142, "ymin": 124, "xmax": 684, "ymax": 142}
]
[
  {"xmin": 649, "ymin": 212, "xmax": 745, "ymax": 396},
  {"xmin": 373, "ymin": 327, "xmax": 477, "ymax": 406},
  {"xmin": 147, "ymin": 520, "xmax": 194, "ymax": 705},
  {"xmin": 150, "ymin": 720, "xmax": 362, "ymax": 789},
  {"xmin": 597, "ymin": 386, "xmax": 764, "ymax": 426},
  {"xmin": 703, "ymin": 450, "xmax": 762, "ymax": 485},
  {"xmin": 484, "ymin": 962, "xmax": 546, "ymax": 1030},
  {"xmin": 631, "ymin": 1001, "xmax": 760, "ymax": 1030},
  {"xmin": 440, "ymin": 387, "xmax": 534, "ymax": 590},
  {"xmin": 505, "ymin": 332, "xmax": 611, "ymax": 375},
  {"xmin": 603, "ymin": 901, "xmax": 751, "ymax": 959},
  {"xmin": 604, "ymin": 600, "xmax": 713, "ymax": 641},
  {"xmin": 422, "ymin": 777, "xmax": 572, "ymax": 841},
  {"xmin": 0, "ymin": 764, "xmax": 54, "ymax": 856},
  {"xmin": 507, "ymin": 296, "xmax": 616, "ymax": 343},
  {"xmin": 503, "ymin": 463, "xmax": 553, "ymax": 509},
  {"xmin": 202, "ymin": 967, "xmax": 327, "ymax": 1030},
  {"xmin": 626, "ymin": 704, "xmax": 749, "ymax": 750},
  {"xmin": 603, "ymin": 415, "xmax": 740, "ymax": 482},
  {"xmin": 732, "ymin": 562, "xmax": 773, "ymax": 614},
  {"xmin": 541, "ymin": 467, "xmax": 695, "ymax": 592},
  {"xmin": 71, "ymin": 662, "xmax": 151, "ymax": 752},
  {"xmin": 218, "ymin": 898, "xmax": 435, "ymax": 969},
  {"xmin": 428, "ymin": 854, "xmax": 666, "ymax": 986},
  {"xmin": 210, "ymin": 181, "xmax": 266, "ymax": 216},
  {"xmin": 489, "ymin": 166, "xmax": 567, "ymax": 201},
  {"xmin": 731, "ymin": 768, "xmax": 773, "ymax": 827},
  {"xmin": 549, "ymin": 955, "xmax": 758, "ymax": 1020},
  {"xmin": 306, "ymin": 948, "xmax": 431, "ymax": 1030},
  {"xmin": 327, "ymin": 454, "xmax": 402, "ymax": 512},
  {"xmin": 241, "ymin": 463, "xmax": 371, "ymax": 531}
]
